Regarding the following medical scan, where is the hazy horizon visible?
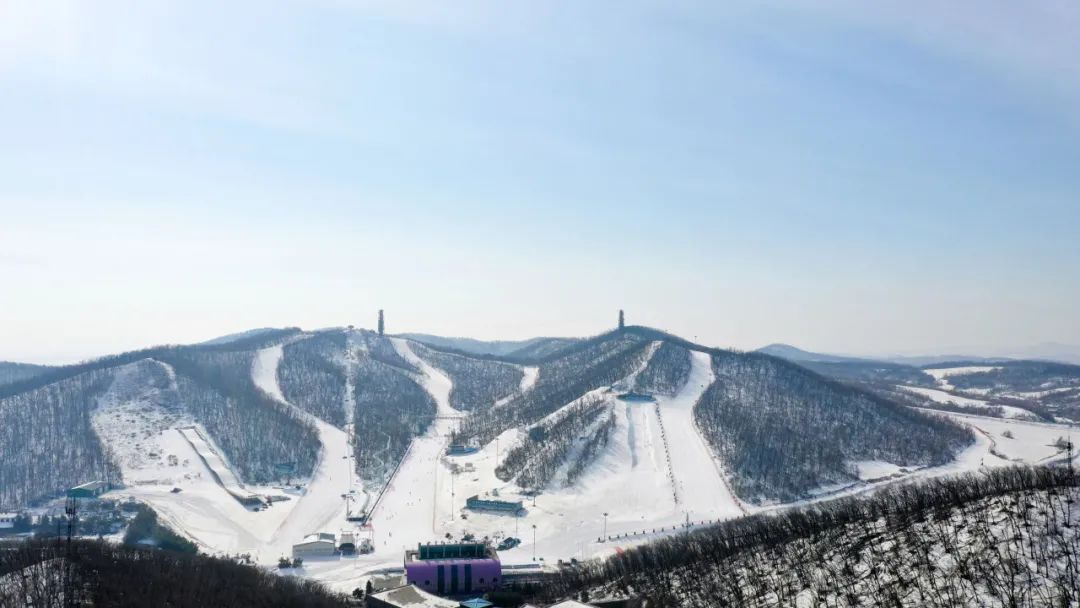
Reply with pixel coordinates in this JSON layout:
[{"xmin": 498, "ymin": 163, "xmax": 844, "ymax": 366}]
[
  {"xmin": 2, "ymin": 1, "xmax": 1078, "ymax": 364},
  {"xmin": 6, "ymin": 319, "xmax": 1080, "ymax": 367}
]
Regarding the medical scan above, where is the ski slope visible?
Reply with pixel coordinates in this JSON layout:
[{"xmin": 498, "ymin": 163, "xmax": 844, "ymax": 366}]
[
  {"xmin": 363, "ymin": 339, "xmax": 460, "ymax": 550},
  {"xmin": 88, "ymin": 340, "xmax": 1080, "ymax": 595},
  {"xmin": 658, "ymin": 350, "xmax": 746, "ymax": 519},
  {"xmin": 95, "ymin": 361, "xmax": 289, "ymax": 555},
  {"xmin": 251, "ymin": 344, "xmax": 362, "ymax": 561},
  {"xmin": 426, "ymin": 348, "xmax": 745, "ymax": 569},
  {"xmin": 177, "ymin": 426, "xmax": 261, "ymax": 503}
]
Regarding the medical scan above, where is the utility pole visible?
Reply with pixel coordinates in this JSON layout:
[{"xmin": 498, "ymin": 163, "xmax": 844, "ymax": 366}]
[
  {"xmin": 532, "ymin": 524, "xmax": 537, "ymax": 561},
  {"xmin": 602, "ymin": 512, "xmax": 608, "ymax": 542},
  {"xmin": 378, "ymin": 310, "xmax": 385, "ymax": 336}
]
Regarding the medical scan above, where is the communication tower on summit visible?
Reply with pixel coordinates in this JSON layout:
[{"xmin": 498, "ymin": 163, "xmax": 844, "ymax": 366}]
[
  {"xmin": 378, "ymin": 310, "xmax": 385, "ymax": 336},
  {"xmin": 618, "ymin": 309, "xmax": 625, "ymax": 330}
]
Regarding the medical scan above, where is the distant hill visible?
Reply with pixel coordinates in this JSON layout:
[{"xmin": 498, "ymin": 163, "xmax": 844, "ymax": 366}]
[
  {"xmin": 756, "ymin": 343, "xmax": 873, "ymax": 363},
  {"xmin": 198, "ymin": 327, "xmax": 286, "ymax": 346},
  {"xmin": 756, "ymin": 343, "xmax": 1016, "ymax": 367},
  {"xmin": 400, "ymin": 333, "xmax": 579, "ymax": 359},
  {"xmin": 0, "ymin": 361, "xmax": 51, "ymax": 387}
]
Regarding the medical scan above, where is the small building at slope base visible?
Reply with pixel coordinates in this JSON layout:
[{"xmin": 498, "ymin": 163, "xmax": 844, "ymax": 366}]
[
  {"xmin": 66, "ymin": 481, "xmax": 110, "ymax": 499},
  {"xmin": 465, "ymin": 495, "xmax": 524, "ymax": 514},
  {"xmin": 292, "ymin": 532, "xmax": 337, "ymax": 560}
]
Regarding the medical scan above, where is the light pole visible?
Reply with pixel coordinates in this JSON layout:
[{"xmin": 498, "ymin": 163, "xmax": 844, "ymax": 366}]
[
  {"xmin": 602, "ymin": 512, "xmax": 608, "ymax": 541},
  {"xmin": 532, "ymin": 524, "xmax": 537, "ymax": 561}
]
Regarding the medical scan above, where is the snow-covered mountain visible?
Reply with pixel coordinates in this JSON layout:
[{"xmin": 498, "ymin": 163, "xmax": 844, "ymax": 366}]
[
  {"xmin": 0, "ymin": 325, "xmax": 987, "ymax": 511},
  {"xmin": 4, "ymin": 323, "xmax": 1077, "ymax": 593}
]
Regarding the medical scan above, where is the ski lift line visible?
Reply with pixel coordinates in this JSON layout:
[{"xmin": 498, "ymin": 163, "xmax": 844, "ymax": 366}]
[{"xmin": 363, "ymin": 438, "xmax": 416, "ymax": 523}]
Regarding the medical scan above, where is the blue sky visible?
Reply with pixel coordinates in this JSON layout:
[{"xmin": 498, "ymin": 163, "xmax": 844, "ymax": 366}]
[{"xmin": 1, "ymin": 1, "xmax": 1078, "ymax": 363}]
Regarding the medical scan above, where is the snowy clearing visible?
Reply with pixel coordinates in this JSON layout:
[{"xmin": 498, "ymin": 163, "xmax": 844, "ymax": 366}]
[
  {"xmin": 850, "ymin": 460, "xmax": 905, "ymax": 481},
  {"xmin": 924, "ymin": 366, "xmax": 1001, "ymax": 390},
  {"xmin": 899, "ymin": 385, "xmax": 1037, "ymax": 419}
]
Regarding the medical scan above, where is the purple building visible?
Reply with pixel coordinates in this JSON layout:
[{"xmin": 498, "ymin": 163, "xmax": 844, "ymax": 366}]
[{"xmin": 404, "ymin": 542, "xmax": 502, "ymax": 596}]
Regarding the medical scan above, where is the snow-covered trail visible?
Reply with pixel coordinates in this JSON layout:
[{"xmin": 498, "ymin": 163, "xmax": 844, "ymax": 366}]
[
  {"xmin": 95, "ymin": 361, "xmax": 284, "ymax": 555},
  {"xmin": 519, "ymin": 366, "xmax": 539, "ymax": 393},
  {"xmin": 363, "ymin": 339, "xmax": 461, "ymax": 554},
  {"xmin": 252, "ymin": 345, "xmax": 360, "ymax": 561},
  {"xmin": 660, "ymin": 350, "xmax": 746, "ymax": 519},
  {"xmin": 390, "ymin": 337, "xmax": 456, "ymax": 417}
]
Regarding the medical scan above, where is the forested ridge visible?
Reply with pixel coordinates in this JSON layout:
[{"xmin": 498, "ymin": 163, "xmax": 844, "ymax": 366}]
[
  {"xmin": 695, "ymin": 351, "xmax": 973, "ymax": 503},
  {"xmin": 278, "ymin": 331, "xmax": 349, "ymax": 427},
  {"xmin": 0, "ymin": 539, "xmax": 347, "ymax": 607},
  {"xmin": 0, "ymin": 370, "xmax": 119, "ymax": 509},
  {"xmin": 544, "ymin": 466, "xmax": 1080, "ymax": 608},
  {"xmin": 633, "ymin": 342, "xmax": 691, "ymax": 396},
  {"xmin": 156, "ymin": 347, "xmax": 321, "ymax": 484},
  {"xmin": 453, "ymin": 333, "xmax": 653, "ymax": 445},
  {"xmin": 352, "ymin": 357, "xmax": 436, "ymax": 483},
  {"xmin": 496, "ymin": 396, "xmax": 614, "ymax": 490},
  {"xmin": 412, "ymin": 343, "xmax": 523, "ymax": 411},
  {"xmin": 0, "ymin": 361, "xmax": 51, "ymax": 387}
]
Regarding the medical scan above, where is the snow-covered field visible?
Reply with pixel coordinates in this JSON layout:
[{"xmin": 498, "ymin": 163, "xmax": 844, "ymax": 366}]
[
  {"xmin": 924, "ymin": 366, "xmax": 1001, "ymax": 390},
  {"xmin": 899, "ymin": 385, "xmax": 1036, "ymax": 419},
  {"xmin": 86, "ymin": 341, "xmax": 1080, "ymax": 594}
]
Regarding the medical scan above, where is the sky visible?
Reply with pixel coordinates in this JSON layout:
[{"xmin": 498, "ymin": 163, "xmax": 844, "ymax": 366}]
[{"xmin": 1, "ymin": 0, "xmax": 1079, "ymax": 364}]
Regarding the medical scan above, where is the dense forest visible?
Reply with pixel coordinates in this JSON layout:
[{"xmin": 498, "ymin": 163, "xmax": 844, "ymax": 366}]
[
  {"xmin": 277, "ymin": 331, "xmax": 349, "ymax": 427},
  {"xmin": 0, "ymin": 370, "xmax": 119, "ymax": 509},
  {"xmin": 454, "ymin": 333, "xmax": 653, "ymax": 445},
  {"xmin": 351, "ymin": 358, "xmax": 436, "ymax": 483},
  {"xmin": 543, "ymin": 466, "xmax": 1080, "ymax": 608},
  {"xmin": 496, "ymin": 397, "xmax": 612, "ymax": 490},
  {"xmin": 0, "ymin": 539, "xmax": 348, "ymax": 608},
  {"xmin": 632, "ymin": 342, "xmax": 691, "ymax": 396},
  {"xmin": 412, "ymin": 343, "xmax": 523, "ymax": 411},
  {"xmin": 0, "ymin": 361, "xmax": 51, "ymax": 387},
  {"xmin": 796, "ymin": 360, "xmax": 936, "ymax": 387},
  {"xmin": 695, "ymin": 351, "xmax": 974, "ymax": 503},
  {"xmin": 157, "ymin": 347, "xmax": 321, "ymax": 484}
]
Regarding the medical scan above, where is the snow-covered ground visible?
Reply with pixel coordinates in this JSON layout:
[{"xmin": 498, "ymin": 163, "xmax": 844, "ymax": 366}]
[
  {"xmin": 924, "ymin": 366, "xmax": 1001, "ymax": 390},
  {"xmin": 850, "ymin": 460, "xmax": 905, "ymax": 481},
  {"xmin": 93, "ymin": 361, "xmax": 287, "ymax": 554},
  {"xmin": 900, "ymin": 385, "xmax": 1036, "ymax": 419},
  {"xmin": 176, "ymin": 426, "xmax": 261, "ymax": 503},
  {"xmin": 519, "ymin": 366, "xmax": 540, "ymax": 394},
  {"xmin": 87, "ymin": 343, "xmax": 1080, "ymax": 595},
  {"xmin": 96, "ymin": 346, "xmax": 363, "ymax": 563}
]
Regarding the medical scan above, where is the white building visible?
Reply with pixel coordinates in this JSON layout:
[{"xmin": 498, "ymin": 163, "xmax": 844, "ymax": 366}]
[
  {"xmin": 291, "ymin": 533, "xmax": 337, "ymax": 560},
  {"xmin": 0, "ymin": 513, "xmax": 18, "ymax": 529}
]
